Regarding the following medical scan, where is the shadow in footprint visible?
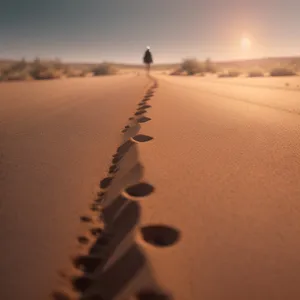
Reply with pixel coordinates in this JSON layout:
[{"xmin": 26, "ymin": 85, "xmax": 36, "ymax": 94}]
[
  {"xmin": 135, "ymin": 110, "xmax": 147, "ymax": 116},
  {"xmin": 73, "ymin": 255, "xmax": 103, "ymax": 273},
  {"xmin": 87, "ymin": 200, "xmax": 141, "ymax": 277},
  {"xmin": 124, "ymin": 182, "xmax": 154, "ymax": 198},
  {"xmin": 99, "ymin": 177, "xmax": 113, "ymax": 189},
  {"xmin": 140, "ymin": 225, "xmax": 181, "ymax": 247},
  {"xmin": 82, "ymin": 245, "xmax": 146, "ymax": 300},
  {"xmin": 137, "ymin": 116, "xmax": 151, "ymax": 123},
  {"xmin": 72, "ymin": 276, "xmax": 93, "ymax": 293},
  {"xmin": 117, "ymin": 140, "xmax": 134, "ymax": 156},
  {"xmin": 139, "ymin": 105, "xmax": 152, "ymax": 110},
  {"xmin": 132, "ymin": 134, "xmax": 153, "ymax": 143}
]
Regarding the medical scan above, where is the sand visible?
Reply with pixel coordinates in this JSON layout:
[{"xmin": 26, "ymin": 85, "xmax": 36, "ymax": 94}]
[
  {"xmin": 1, "ymin": 74, "xmax": 300, "ymax": 300},
  {"xmin": 0, "ymin": 75, "xmax": 149, "ymax": 300},
  {"xmin": 54, "ymin": 74, "xmax": 300, "ymax": 300}
]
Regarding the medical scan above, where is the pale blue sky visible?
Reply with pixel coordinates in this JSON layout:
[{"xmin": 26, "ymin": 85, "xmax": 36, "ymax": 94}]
[{"xmin": 1, "ymin": 0, "xmax": 300, "ymax": 63}]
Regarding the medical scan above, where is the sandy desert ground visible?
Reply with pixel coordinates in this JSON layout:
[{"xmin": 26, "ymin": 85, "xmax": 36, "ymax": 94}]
[{"xmin": 1, "ymin": 73, "xmax": 300, "ymax": 300}]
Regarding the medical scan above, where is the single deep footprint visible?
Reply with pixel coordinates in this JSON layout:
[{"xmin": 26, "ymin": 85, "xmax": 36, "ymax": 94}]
[
  {"xmin": 132, "ymin": 134, "xmax": 153, "ymax": 143},
  {"xmin": 140, "ymin": 225, "xmax": 181, "ymax": 247},
  {"xmin": 124, "ymin": 182, "xmax": 154, "ymax": 198}
]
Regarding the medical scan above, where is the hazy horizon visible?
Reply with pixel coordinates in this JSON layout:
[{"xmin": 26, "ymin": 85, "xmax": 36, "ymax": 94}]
[{"xmin": 1, "ymin": 0, "xmax": 300, "ymax": 64}]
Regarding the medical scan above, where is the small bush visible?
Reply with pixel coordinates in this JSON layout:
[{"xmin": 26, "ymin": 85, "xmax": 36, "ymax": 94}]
[
  {"xmin": 1, "ymin": 71, "xmax": 32, "ymax": 81},
  {"xmin": 270, "ymin": 68, "xmax": 296, "ymax": 77},
  {"xmin": 204, "ymin": 58, "xmax": 217, "ymax": 73},
  {"xmin": 248, "ymin": 70, "xmax": 264, "ymax": 77},
  {"xmin": 0, "ymin": 59, "xmax": 33, "ymax": 81},
  {"xmin": 218, "ymin": 70, "xmax": 241, "ymax": 78},
  {"xmin": 30, "ymin": 67, "xmax": 62, "ymax": 80},
  {"xmin": 181, "ymin": 59, "xmax": 204, "ymax": 75},
  {"xmin": 92, "ymin": 63, "xmax": 117, "ymax": 76},
  {"xmin": 30, "ymin": 58, "xmax": 63, "ymax": 80},
  {"xmin": 65, "ymin": 68, "xmax": 86, "ymax": 78}
]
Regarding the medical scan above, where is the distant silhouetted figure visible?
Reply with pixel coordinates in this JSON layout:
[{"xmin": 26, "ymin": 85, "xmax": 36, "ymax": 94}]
[{"xmin": 143, "ymin": 46, "xmax": 153, "ymax": 74}]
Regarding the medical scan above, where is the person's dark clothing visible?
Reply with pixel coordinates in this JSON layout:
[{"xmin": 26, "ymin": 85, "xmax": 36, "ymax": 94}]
[{"xmin": 143, "ymin": 50, "xmax": 153, "ymax": 64}]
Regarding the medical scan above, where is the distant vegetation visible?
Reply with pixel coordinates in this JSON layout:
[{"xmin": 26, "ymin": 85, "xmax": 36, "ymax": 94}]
[
  {"xmin": 218, "ymin": 70, "xmax": 241, "ymax": 78},
  {"xmin": 1, "ymin": 56, "xmax": 300, "ymax": 82},
  {"xmin": 92, "ymin": 63, "xmax": 117, "ymax": 76},
  {"xmin": 269, "ymin": 67, "xmax": 296, "ymax": 77},
  {"xmin": 170, "ymin": 58, "xmax": 217, "ymax": 76},
  {"xmin": 169, "ymin": 57, "xmax": 300, "ymax": 78},
  {"xmin": 248, "ymin": 69, "xmax": 264, "ymax": 77},
  {"xmin": 0, "ymin": 58, "xmax": 119, "ymax": 82}
]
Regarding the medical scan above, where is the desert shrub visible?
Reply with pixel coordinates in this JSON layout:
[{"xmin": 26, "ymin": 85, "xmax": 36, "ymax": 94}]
[
  {"xmin": 92, "ymin": 63, "xmax": 117, "ymax": 76},
  {"xmin": 65, "ymin": 68, "xmax": 86, "ymax": 78},
  {"xmin": 1, "ymin": 71, "xmax": 32, "ymax": 81},
  {"xmin": 269, "ymin": 68, "xmax": 296, "ymax": 77},
  {"xmin": 248, "ymin": 70, "xmax": 264, "ymax": 77},
  {"xmin": 30, "ymin": 66, "xmax": 61, "ymax": 80},
  {"xmin": 30, "ymin": 58, "xmax": 62, "ymax": 80},
  {"xmin": 204, "ymin": 58, "xmax": 217, "ymax": 73},
  {"xmin": 218, "ymin": 70, "xmax": 241, "ymax": 78},
  {"xmin": 181, "ymin": 59, "xmax": 204, "ymax": 75},
  {"xmin": 0, "ymin": 59, "xmax": 32, "ymax": 81}
]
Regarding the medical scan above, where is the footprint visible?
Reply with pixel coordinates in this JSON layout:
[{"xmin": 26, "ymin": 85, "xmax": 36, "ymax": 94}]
[
  {"xmin": 97, "ymin": 192, "xmax": 105, "ymax": 198},
  {"xmin": 124, "ymin": 182, "xmax": 154, "ymax": 197},
  {"xmin": 109, "ymin": 165, "xmax": 119, "ymax": 174},
  {"xmin": 140, "ymin": 225, "xmax": 181, "ymax": 247},
  {"xmin": 135, "ymin": 110, "xmax": 147, "ymax": 116},
  {"xmin": 72, "ymin": 276, "xmax": 93, "ymax": 293},
  {"xmin": 117, "ymin": 140, "xmax": 134, "ymax": 155},
  {"xmin": 90, "ymin": 203, "xmax": 101, "ymax": 212},
  {"xmin": 137, "ymin": 116, "xmax": 151, "ymax": 123},
  {"xmin": 73, "ymin": 255, "xmax": 102, "ymax": 273},
  {"xmin": 90, "ymin": 227, "xmax": 103, "ymax": 237},
  {"xmin": 132, "ymin": 134, "xmax": 153, "ymax": 143},
  {"xmin": 112, "ymin": 155, "xmax": 122, "ymax": 164},
  {"xmin": 99, "ymin": 177, "xmax": 113, "ymax": 189},
  {"xmin": 80, "ymin": 216, "xmax": 92, "ymax": 223},
  {"xmin": 78, "ymin": 236, "xmax": 90, "ymax": 245},
  {"xmin": 138, "ymin": 105, "xmax": 152, "ymax": 110}
]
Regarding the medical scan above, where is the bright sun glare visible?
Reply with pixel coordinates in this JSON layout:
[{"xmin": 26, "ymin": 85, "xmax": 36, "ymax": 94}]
[{"xmin": 241, "ymin": 37, "xmax": 252, "ymax": 49}]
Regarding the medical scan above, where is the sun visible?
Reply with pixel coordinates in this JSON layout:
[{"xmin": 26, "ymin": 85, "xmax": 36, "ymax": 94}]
[{"xmin": 241, "ymin": 37, "xmax": 252, "ymax": 49}]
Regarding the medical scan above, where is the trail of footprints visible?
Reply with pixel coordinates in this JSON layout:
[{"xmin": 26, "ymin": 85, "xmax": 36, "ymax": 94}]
[{"xmin": 53, "ymin": 77, "xmax": 180, "ymax": 300}]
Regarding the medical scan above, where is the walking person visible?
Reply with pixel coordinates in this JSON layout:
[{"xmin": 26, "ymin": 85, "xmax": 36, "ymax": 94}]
[{"xmin": 143, "ymin": 46, "xmax": 153, "ymax": 75}]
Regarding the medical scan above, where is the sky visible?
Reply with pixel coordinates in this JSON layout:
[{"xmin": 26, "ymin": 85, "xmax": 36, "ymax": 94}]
[{"xmin": 1, "ymin": 0, "xmax": 300, "ymax": 64}]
